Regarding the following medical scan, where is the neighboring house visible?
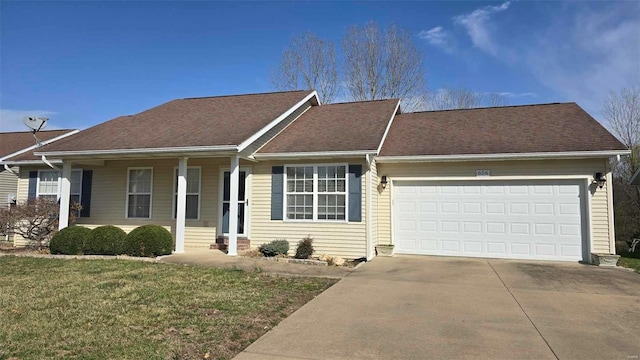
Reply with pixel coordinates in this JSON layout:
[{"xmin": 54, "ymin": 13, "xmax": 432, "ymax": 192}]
[
  {"xmin": 8, "ymin": 90, "xmax": 630, "ymax": 263},
  {"xmin": 0, "ymin": 130, "xmax": 79, "ymax": 209},
  {"xmin": 630, "ymin": 168, "xmax": 640, "ymax": 186}
]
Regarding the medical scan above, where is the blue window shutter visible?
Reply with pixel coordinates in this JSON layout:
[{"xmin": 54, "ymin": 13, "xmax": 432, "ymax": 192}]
[
  {"xmin": 348, "ymin": 165, "xmax": 362, "ymax": 222},
  {"xmin": 271, "ymin": 166, "xmax": 284, "ymax": 220},
  {"xmin": 80, "ymin": 170, "xmax": 92, "ymax": 217},
  {"xmin": 28, "ymin": 171, "xmax": 38, "ymax": 200}
]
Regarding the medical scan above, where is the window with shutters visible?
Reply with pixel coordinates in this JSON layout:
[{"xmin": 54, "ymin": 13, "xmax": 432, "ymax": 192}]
[
  {"xmin": 284, "ymin": 164, "xmax": 347, "ymax": 221},
  {"xmin": 36, "ymin": 169, "xmax": 82, "ymax": 205}
]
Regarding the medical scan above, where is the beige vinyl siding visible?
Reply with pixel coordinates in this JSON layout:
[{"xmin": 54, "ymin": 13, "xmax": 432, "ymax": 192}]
[
  {"xmin": 377, "ymin": 158, "xmax": 613, "ymax": 254},
  {"xmin": 250, "ymin": 158, "xmax": 367, "ymax": 259},
  {"xmin": 0, "ymin": 167, "xmax": 19, "ymax": 210},
  {"xmin": 242, "ymin": 101, "xmax": 312, "ymax": 155},
  {"xmin": 15, "ymin": 158, "xmax": 252, "ymax": 249}
]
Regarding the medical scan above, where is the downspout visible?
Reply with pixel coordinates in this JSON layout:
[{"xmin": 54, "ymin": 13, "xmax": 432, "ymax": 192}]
[
  {"xmin": 365, "ymin": 154, "xmax": 373, "ymax": 260},
  {"xmin": 3, "ymin": 164, "xmax": 18, "ymax": 176},
  {"xmin": 41, "ymin": 155, "xmax": 60, "ymax": 171}
]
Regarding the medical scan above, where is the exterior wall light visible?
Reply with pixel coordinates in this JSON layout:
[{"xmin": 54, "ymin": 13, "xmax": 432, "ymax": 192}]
[
  {"xmin": 593, "ymin": 172, "xmax": 606, "ymax": 189},
  {"xmin": 380, "ymin": 175, "xmax": 388, "ymax": 190}
]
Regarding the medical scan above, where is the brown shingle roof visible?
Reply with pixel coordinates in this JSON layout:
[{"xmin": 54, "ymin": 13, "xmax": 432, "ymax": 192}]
[
  {"xmin": 0, "ymin": 130, "xmax": 76, "ymax": 159},
  {"xmin": 38, "ymin": 91, "xmax": 314, "ymax": 153},
  {"xmin": 380, "ymin": 103, "xmax": 626, "ymax": 156},
  {"xmin": 258, "ymin": 99, "xmax": 399, "ymax": 153}
]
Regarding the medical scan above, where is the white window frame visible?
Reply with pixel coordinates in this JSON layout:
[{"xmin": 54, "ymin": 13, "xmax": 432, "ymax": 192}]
[
  {"xmin": 126, "ymin": 167, "xmax": 153, "ymax": 219},
  {"xmin": 36, "ymin": 169, "xmax": 82, "ymax": 205},
  {"xmin": 172, "ymin": 166, "xmax": 202, "ymax": 221},
  {"xmin": 218, "ymin": 166, "xmax": 252, "ymax": 237},
  {"xmin": 283, "ymin": 163, "xmax": 349, "ymax": 223}
]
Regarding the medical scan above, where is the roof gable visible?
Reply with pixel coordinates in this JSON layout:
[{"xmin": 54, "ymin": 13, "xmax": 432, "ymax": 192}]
[
  {"xmin": 380, "ymin": 103, "xmax": 626, "ymax": 157},
  {"xmin": 257, "ymin": 99, "xmax": 400, "ymax": 154},
  {"xmin": 0, "ymin": 130, "xmax": 77, "ymax": 161},
  {"xmin": 38, "ymin": 90, "xmax": 315, "ymax": 155}
]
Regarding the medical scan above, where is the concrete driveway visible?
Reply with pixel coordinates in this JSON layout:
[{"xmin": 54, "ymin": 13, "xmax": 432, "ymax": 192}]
[{"xmin": 235, "ymin": 255, "xmax": 640, "ymax": 360}]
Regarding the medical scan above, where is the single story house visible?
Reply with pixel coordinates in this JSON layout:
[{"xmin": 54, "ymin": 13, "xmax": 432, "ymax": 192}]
[
  {"xmin": 2, "ymin": 90, "xmax": 630, "ymax": 263},
  {"xmin": 0, "ymin": 129, "xmax": 78, "ymax": 210}
]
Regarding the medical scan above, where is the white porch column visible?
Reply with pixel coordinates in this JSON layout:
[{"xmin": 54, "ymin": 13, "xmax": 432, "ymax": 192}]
[
  {"xmin": 175, "ymin": 157, "xmax": 188, "ymax": 253},
  {"xmin": 228, "ymin": 155, "xmax": 240, "ymax": 256},
  {"xmin": 58, "ymin": 162, "xmax": 71, "ymax": 230}
]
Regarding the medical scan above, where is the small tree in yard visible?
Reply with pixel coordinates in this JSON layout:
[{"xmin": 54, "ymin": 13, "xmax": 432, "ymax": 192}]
[{"xmin": 0, "ymin": 198, "xmax": 81, "ymax": 250}]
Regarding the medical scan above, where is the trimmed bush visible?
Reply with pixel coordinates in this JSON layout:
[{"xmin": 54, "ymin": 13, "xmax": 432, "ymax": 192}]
[
  {"xmin": 84, "ymin": 225, "xmax": 127, "ymax": 255},
  {"xmin": 294, "ymin": 236, "xmax": 314, "ymax": 259},
  {"xmin": 125, "ymin": 225, "xmax": 173, "ymax": 257},
  {"xmin": 49, "ymin": 226, "xmax": 90, "ymax": 255},
  {"xmin": 259, "ymin": 239, "xmax": 289, "ymax": 257}
]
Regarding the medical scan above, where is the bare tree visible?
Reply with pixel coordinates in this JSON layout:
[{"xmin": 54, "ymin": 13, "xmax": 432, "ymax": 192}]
[
  {"xmin": 0, "ymin": 198, "xmax": 81, "ymax": 249},
  {"xmin": 270, "ymin": 33, "xmax": 339, "ymax": 104},
  {"xmin": 343, "ymin": 22, "xmax": 427, "ymax": 112},
  {"xmin": 603, "ymin": 85, "xmax": 640, "ymax": 251},
  {"xmin": 427, "ymin": 85, "xmax": 509, "ymax": 110},
  {"xmin": 604, "ymin": 86, "xmax": 640, "ymax": 174}
]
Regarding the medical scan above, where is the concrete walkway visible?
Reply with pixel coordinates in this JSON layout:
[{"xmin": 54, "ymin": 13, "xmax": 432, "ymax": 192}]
[
  {"xmin": 235, "ymin": 255, "xmax": 640, "ymax": 360},
  {"xmin": 159, "ymin": 250, "xmax": 355, "ymax": 278}
]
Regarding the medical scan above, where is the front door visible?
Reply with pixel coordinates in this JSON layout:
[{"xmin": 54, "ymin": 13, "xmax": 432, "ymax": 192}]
[{"xmin": 222, "ymin": 170, "xmax": 248, "ymax": 236}]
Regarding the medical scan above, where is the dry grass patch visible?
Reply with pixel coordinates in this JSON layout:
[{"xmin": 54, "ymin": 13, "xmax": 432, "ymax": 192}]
[{"xmin": 0, "ymin": 256, "xmax": 337, "ymax": 359}]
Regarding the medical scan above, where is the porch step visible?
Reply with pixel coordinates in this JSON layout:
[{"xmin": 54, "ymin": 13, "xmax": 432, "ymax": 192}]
[{"xmin": 210, "ymin": 237, "xmax": 251, "ymax": 251}]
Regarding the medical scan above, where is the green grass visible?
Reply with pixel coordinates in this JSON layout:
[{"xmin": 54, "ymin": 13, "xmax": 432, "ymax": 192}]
[
  {"xmin": 0, "ymin": 256, "xmax": 337, "ymax": 360},
  {"xmin": 618, "ymin": 251, "xmax": 640, "ymax": 273}
]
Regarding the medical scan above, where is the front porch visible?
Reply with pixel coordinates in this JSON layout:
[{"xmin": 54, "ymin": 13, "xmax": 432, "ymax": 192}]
[{"xmin": 55, "ymin": 156, "xmax": 252, "ymax": 256}]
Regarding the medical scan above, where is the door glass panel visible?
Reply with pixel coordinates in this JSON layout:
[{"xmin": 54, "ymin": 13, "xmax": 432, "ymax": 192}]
[
  {"xmin": 222, "ymin": 203, "xmax": 245, "ymax": 233},
  {"xmin": 238, "ymin": 171, "xmax": 246, "ymax": 201},
  {"xmin": 223, "ymin": 173, "xmax": 230, "ymax": 202},
  {"xmin": 223, "ymin": 170, "xmax": 247, "ymax": 234}
]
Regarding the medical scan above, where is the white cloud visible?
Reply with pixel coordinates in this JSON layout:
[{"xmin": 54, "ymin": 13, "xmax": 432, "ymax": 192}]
[
  {"xmin": 454, "ymin": 1, "xmax": 510, "ymax": 56},
  {"xmin": 523, "ymin": 4, "xmax": 640, "ymax": 117},
  {"xmin": 445, "ymin": 2, "xmax": 638, "ymax": 121},
  {"xmin": 0, "ymin": 109, "xmax": 59, "ymax": 132},
  {"xmin": 418, "ymin": 26, "xmax": 454, "ymax": 52}
]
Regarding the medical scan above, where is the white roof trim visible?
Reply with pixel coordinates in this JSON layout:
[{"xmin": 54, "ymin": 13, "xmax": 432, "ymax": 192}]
[
  {"xmin": 630, "ymin": 168, "xmax": 640, "ymax": 185},
  {"xmin": 0, "ymin": 130, "xmax": 79, "ymax": 162},
  {"xmin": 375, "ymin": 150, "xmax": 631, "ymax": 163},
  {"xmin": 237, "ymin": 91, "xmax": 319, "ymax": 153},
  {"xmin": 254, "ymin": 150, "xmax": 377, "ymax": 159},
  {"xmin": 35, "ymin": 145, "xmax": 238, "ymax": 158},
  {"xmin": 1, "ymin": 159, "xmax": 63, "ymax": 165},
  {"xmin": 376, "ymin": 100, "xmax": 401, "ymax": 155}
]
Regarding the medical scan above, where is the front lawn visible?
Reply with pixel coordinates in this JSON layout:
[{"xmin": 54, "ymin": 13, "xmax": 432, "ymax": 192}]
[
  {"xmin": 0, "ymin": 256, "xmax": 337, "ymax": 359},
  {"xmin": 618, "ymin": 252, "xmax": 640, "ymax": 273}
]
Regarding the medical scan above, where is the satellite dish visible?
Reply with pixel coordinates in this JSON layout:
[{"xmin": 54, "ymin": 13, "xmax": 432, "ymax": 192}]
[{"xmin": 23, "ymin": 116, "xmax": 48, "ymax": 132}]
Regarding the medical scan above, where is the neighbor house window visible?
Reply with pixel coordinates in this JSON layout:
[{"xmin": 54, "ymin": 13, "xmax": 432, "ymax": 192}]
[
  {"xmin": 173, "ymin": 167, "xmax": 201, "ymax": 220},
  {"xmin": 70, "ymin": 170, "xmax": 82, "ymax": 206},
  {"xmin": 37, "ymin": 170, "xmax": 60, "ymax": 202},
  {"xmin": 37, "ymin": 169, "xmax": 82, "ymax": 204},
  {"xmin": 285, "ymin": 165, "xmax": 347, "ymax": 221},
  {"xmin": 127, "ymin": 168, "xmax": 152, "ymax": 218}
]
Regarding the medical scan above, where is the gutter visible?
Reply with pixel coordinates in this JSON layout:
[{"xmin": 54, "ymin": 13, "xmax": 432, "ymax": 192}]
[
  {"xmin": 255, "ymin": 150, "xmax": 378, "ymax": 160},
  {"xmin": 3, "ymin": 164, "xmax": 18, "ymax": 176},
  {"xmin": 35, "ymin": 145, "xmax": 238, "ymax": 158},
  {"xmin": 375, "ymin": 150, "xmax": 631, "ymax": 163},
  {"xmin": 41, "ymin": 155, "xmax": 61, "ymax": 171}
]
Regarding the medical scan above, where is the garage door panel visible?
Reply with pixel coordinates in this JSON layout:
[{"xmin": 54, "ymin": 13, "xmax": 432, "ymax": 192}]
[{"xmin": 393, "ymin": 180, "xmax": 586, "ymax": 262}]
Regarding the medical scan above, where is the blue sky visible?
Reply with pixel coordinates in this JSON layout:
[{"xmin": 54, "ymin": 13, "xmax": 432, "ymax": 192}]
[{"xmin": 1, "ymin": 1, "xmax": 638, "ymax": 132}]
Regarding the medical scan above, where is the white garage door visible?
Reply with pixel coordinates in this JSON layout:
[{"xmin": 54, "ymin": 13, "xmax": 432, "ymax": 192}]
[{"xmin": 393, "ymin": 180, "xmax": 586, "ymax": 261}]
